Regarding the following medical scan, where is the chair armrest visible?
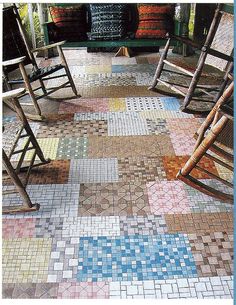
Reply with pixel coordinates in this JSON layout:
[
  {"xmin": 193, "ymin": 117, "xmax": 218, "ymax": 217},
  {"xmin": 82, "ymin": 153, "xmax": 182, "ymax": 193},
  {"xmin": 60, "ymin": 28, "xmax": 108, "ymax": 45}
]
[
  {"xmin": 2, "ymin": 88, "xmax": 26, "ymax": 100},
  {"xmin": 2, "ymin": 56, "xmax": 26, "ymax": 67},
  {"xmin": 31, "ymin": 41, "xmax": 66, "ymax": 52},
  {"xmin": 171, "ymin": 35, "xmax": 202, "ymax": 49}
]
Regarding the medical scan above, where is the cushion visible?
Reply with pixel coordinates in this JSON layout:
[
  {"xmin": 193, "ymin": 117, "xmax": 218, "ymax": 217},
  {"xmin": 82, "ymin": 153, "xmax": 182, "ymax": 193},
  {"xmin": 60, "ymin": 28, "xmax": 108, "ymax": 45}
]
[
  {"xmin": 49, "ymin": 5, "xmax": 87, "ymax": 42},
  {"xmin": 89, "ymin": 4, "xmax": 128, "ymax": 40},
  {"xmin": 136, "ymin": 4, "xmax": 174, "ymax": 39}
]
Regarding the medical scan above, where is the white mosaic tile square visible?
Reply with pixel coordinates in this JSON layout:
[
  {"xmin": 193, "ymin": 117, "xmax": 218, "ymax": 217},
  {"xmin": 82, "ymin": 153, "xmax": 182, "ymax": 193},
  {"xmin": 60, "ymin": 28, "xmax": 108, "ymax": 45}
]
[
  {"xmin": 109, "ymin": 276, "xmax": 233, "ymax": 299},
  {"xmin": 125, "ymin": 97, "xmax": 164, "ymax": 111},
  {"xmin": 69, "ymin": 158, "xmax": 119, "ymax": 183},
  {"xmin": 2, "ymin": 184, "xmax": 80, "ymax": 219},
  {"xmin": 140, "ymin": 110, "xmax": 194, "ymax": 120},
  {"xmin": 108, "ymin": 112, "xmax": 149, "ymax": 136},
  {"xmin": 135, "ymin": 73, "xmax": 154, "ymax": 86},
  {"xmin": 62, "ymin": 216, "xmax": 120, "ymax": 237},
  {"xmin": 74, "ymin": 112, "xmax": 109, "ymax": 121}
]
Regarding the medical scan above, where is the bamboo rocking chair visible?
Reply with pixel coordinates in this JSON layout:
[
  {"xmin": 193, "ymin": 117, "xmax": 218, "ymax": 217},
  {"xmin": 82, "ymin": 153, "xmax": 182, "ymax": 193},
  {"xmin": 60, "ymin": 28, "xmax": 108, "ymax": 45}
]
[
  {"xmin": 3, "ymin": 5, "xmax": 79, "ymax": 121},
  {"xmin": 149, "ymin": 3, "xmax": 234, "ymax": 113},
  {"xmin": 177, "ymin": 81, "xmax": 234, "ymax": 203},
  {"xmin": 2, "ymin": 88, "xmax": 51, "ymax": 214}
]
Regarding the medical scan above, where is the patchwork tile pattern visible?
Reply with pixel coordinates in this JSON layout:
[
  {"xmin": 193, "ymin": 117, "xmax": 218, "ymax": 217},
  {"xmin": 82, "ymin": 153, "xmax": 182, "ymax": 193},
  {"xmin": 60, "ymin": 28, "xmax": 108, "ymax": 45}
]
[
  {"xmin": 56, "ymin": 137, "xmax": 88, "ymax": 159},
  {"xmin": 2, "ymin": 283, "xmax": 59, "ymax": 299},
  {"xmin": 88, "ymin": 135, "xmax": 175, "ymax": 158},
  {"xmin": 118, "ymin": 156, "xmax": 167, "ymax": 183},
  {"xmin": 125, "ymin": 97, "xmax": 164, "ymax": 111},
  {"xmin": 147, "ymin": 180, "xmax": 191, "ymax": 215},
  {"xmin": 184, "ymin": 181, "xmax": 233, "ymax": 213},
  {"xmin": 3, "ymin": 238, "xmax": 52, "ymax": 283},
  {"xmin": 108, "ymin": 98, "xmax": 126, "ymax": 112},
  {"xmin": 62, "ymin": 216, "xmax": 120, "ymax": 237},
  {"xmin": 119, "ymin": 215, "xmax": 167, "ymax": 235},
  {"xmin": 214, "ymin": 162, "xmax": 234, "ymax": 183},
  {"xmin": 47, "ymin": 237, "xmax": 80, "ymax": 283},
  {"xmin": 2, "ymin": 218, "xmax": 36, "ymax": 239},
  {"xmin": 28, "ymin": 160, "xmax": 70, "ymax": 185},
  {"xmin": 3, "ymin": 184, "xmax": 80, "ymax": 219},
  {"xmin": 78, "ymin": 182, "xmax": 150, "ymax": 217},
  {"xmin": 24, "ymin": 138, "xmax": 59, "ymax": 161},
  {"xmin": 69, "ymin": 158, "xmax": 119, "ymax": 183},
  {"xmin": 77, "ymin": 234, "xmax": 197, "ymax": 282},
  {"xmin": 58, "ymin": 98, "xmax": 109, "ymax": 114},
  {"xmin": 162, "ymin": 155, "xmax": 219, "ymax": 180},
  {"xmin": 165, "ymin": 212, "xmax": 233, "ymax": 234},
  {"xmin": 188, "ymin": 232, "xmax": 233, "ymax": 277},
  {"xmin": 36, "ymin": 120, "xmax": 108, "ymax": 138},
  {"xmin": 109, "ymin": 276, "xmax": 233, "ymax": 299},
  {"xmin": 3, "ymin": 49, "xmax": 233, "ymax": 299},
  {"xmin": 57, "ymin": 282, "xmax": 109, "ymax": 298}
]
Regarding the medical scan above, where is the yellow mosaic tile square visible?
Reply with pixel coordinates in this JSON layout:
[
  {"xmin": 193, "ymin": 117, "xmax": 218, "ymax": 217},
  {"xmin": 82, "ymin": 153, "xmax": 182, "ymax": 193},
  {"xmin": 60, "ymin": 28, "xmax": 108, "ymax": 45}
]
[
  {"xmin": 85, "ymin": 65, "xmax": 112, "ymax": 74},
  {"xmin": 108, "ymin": 98, "xmax": 126, "ymax": 112},
  {"xmin": 24, "ymin": 138, "xmax": 60, "ymax": 161},
  {"xmin": 2, "ymin": 238, "xmax": 52, "ymax": 283},
  {"xmin": 214, "ymin": 162, "xmax": 233, "ymax": 183}
]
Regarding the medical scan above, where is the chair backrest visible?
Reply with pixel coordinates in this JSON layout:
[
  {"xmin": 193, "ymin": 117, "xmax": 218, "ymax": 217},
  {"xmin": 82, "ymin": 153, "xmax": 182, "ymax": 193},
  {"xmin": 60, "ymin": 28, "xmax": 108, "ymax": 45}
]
[{"xmin": 3, "ymin": 6, "xmax": 33, "ymax": 72}]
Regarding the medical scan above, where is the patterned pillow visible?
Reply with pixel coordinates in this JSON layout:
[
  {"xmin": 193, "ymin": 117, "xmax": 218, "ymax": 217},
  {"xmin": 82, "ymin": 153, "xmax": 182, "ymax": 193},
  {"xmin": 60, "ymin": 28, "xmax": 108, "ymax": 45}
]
[
  {"xmin": 136, "ymin": 4, "xmax": 174, "ymax": 39},
  {"xmin": 49, "ymin": 5, "xmax": 87, "ymax": 41},
  {"xmin": 89, "ymin": 4, "xmax": 128, "ymax": 40}
]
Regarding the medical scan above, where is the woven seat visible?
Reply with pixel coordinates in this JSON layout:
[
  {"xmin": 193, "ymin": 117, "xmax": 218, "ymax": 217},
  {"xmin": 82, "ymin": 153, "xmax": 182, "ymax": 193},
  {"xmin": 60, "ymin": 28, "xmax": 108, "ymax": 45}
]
[{"xmin": 29, "ymin": 64, "xmax": 64, "ymax": 82}]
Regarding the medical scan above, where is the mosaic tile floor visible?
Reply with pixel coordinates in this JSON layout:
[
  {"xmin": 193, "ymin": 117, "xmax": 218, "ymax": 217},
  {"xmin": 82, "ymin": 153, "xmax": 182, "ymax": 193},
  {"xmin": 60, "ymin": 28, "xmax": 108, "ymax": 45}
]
[{"xmin": 2, "ymin": 49, "xmax": 233, "ymax": 299}]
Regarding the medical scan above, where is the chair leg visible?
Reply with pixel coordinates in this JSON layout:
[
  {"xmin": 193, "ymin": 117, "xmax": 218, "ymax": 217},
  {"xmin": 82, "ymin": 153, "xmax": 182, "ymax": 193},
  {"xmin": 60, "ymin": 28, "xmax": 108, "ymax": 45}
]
[
  {"xmin": 19, "ymin": 63, "xmax": 42, "ymax": 116},
  {"xmin": 180, "ymin": 50, "xmax": 208, "ymax": 110},
  {"xmin": 57, "ymin": 46, "xmax": 80, "ymax": 97},
  {"xmin": 3, "ymin": 149, "xmax": 39, "ymax": 213},
  {"xmin": 148, "ymin": 38, "xmax": 171, "ymax": 90}
]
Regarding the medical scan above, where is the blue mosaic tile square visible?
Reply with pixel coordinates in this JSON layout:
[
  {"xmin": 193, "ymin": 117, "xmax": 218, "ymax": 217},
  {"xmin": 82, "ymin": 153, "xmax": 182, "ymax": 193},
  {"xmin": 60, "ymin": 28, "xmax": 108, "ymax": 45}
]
[
  {"xmin": 160, "ymin": 97, "xmax": 181, "ymax": 111},
  {"xmin": 77, "ymin": 234, "xmax": 197, "ymax": 282}
]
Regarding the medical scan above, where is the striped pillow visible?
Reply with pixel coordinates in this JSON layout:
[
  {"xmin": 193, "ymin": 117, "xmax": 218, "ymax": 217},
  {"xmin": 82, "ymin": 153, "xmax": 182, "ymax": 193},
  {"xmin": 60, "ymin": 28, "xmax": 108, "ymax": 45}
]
[
  {"xmin": 49, "ymin": 5, "xmax": 87, "ymax": 41},
  {"xmin": 136, "ymin": 4, "xmax": 174, "ymax": 39},
  {"xmin": 89, "ymin": 4, "xmax": 128, "ymax": 40}
]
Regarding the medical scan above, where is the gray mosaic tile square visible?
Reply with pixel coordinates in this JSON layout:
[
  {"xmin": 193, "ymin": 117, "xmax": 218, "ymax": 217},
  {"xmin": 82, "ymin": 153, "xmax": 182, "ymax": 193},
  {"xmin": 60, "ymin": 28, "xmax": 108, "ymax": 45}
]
[
  {"xmin": 68, "ymin": 158, "xmax": 119, "ymax": 183},
  {"xmin": 3, "ymin": 184, "xmax": 80, "ymax": 219},
  {"xmin": 119, "ymin": 215, "xmax": 167, "ymax": 235}
]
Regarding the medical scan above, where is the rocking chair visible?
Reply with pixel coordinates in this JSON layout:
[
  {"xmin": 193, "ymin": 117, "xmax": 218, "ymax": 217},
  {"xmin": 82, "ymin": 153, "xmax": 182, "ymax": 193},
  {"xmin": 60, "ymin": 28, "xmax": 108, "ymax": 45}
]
[
  {"xmin": 177, "ymin": 81, "xmax": 234, "ymax": 203},
  {"xmin": 3, "ymin": 5, "xmax": 79, "ymax": 121},
  {"xmin": 2, "ymin": 88, "xmax": 51, "ymax": 214},
  {"xmin": 149, "ymin": 3, "xmax": 233, "ymax": 113}
]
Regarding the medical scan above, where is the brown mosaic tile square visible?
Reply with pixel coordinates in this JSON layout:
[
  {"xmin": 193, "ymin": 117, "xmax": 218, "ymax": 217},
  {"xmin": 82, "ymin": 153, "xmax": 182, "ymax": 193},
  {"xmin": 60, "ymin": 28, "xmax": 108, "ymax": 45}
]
[
  {"xmin": 165, "ymin": 212, "xmax": 233, "ymax": 234},
  {"xmin": 118, "ymin": 156, "xmax": 167, "ymax": 183},
  {"xmin": 188, "ymin": 232, "xmax": 233, "ymax": 277},
  {"xmin": 28, "ymin": 160, "xmax": 70, "ymax": 184},
  {"xmin": 88, "ymin": 135, "xmax": 175, "ymax": 158},
  {"xmin": 162, "ymin": 155, "xmax": 219, "ymax": 180},
  {"xmin": 44, "ymin": 113, "xmax": 74, "ymax": 122},
  {"xmin": 2, "ymin": 283, "xmax": 59, "ymax": 299},
  {"xmin": 37, "ymin": 120, "xmax": 108, "ymax": 138},
  {"xmin": 78, "ymin": 182, "xmax": 150, "ymax": 217}
]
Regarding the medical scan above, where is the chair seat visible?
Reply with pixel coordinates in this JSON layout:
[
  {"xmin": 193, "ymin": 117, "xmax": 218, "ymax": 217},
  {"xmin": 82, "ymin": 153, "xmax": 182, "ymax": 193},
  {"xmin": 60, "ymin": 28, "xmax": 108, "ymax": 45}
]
[{"xmin": 29, "ymin": 64, "xmax": 64, "ymax": 82}]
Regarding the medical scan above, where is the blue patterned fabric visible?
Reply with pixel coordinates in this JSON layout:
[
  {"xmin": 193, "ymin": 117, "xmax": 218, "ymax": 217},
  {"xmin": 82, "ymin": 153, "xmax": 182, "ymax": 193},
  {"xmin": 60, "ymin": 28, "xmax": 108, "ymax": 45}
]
[{"xmin": 89, "ymin": 4, "xmax": 129, "ymax": 40}]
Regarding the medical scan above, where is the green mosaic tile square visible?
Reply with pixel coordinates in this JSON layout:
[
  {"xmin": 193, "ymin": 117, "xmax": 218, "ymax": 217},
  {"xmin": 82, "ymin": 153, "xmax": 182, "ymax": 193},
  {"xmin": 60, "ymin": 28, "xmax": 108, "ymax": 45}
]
[{"xmin": 56, "ymin": 137, "xmax": 88, "ymax": 159}]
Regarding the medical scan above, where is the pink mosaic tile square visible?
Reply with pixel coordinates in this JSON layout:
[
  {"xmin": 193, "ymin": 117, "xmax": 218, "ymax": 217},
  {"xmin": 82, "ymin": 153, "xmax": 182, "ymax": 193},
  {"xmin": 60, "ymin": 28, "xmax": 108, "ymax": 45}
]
[
  {"xmin": 2, "ymin": 218, "xmax": 36, "ymax": 239},
  {"xmin": 57, "ymin": 282, "xmax": 109, "ymax": 299},
  {"xmin": 169, "ymin": 133, "xmax": 196, "ymax": 156},
  {"xmin": 147, "ymin": 180, "xmax": 191, "ymax": 214},
  {"xmin": 166, "ymin": 118, "xmax": 202, "ymax": 137},
  {"xmin": 58, "ymin": 98, "xmax": 109, "ymax": 114}
]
